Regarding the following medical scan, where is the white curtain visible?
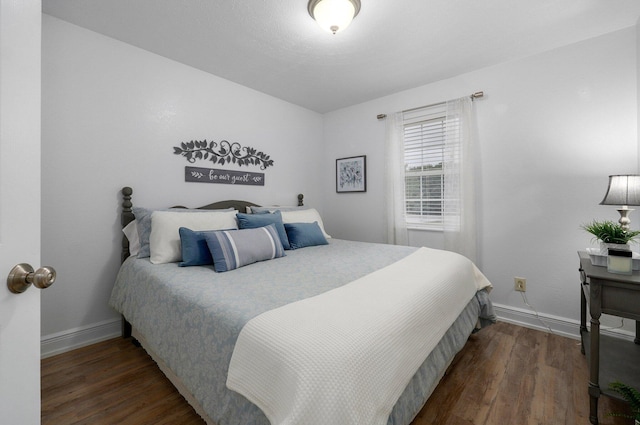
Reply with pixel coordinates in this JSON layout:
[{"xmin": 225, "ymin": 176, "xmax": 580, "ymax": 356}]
[
  {"xmin": 384, "ymin": 112, "xmax": 408, "ymax": 245},
  {"xmin": 443, "ymin": 97, "xmax": 477, "ymax": 263}
]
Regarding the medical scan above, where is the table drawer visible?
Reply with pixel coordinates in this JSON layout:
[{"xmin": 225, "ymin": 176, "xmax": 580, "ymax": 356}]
[{"xmin": 602, "ymin": 285, "xmax": 640, "ymax": 319}]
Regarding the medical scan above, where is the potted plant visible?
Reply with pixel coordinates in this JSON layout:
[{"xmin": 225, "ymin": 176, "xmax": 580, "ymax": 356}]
[
  {"xmin": 609, "ymin": 381, "xmax": 640, "ymax": 424},
  {"xmin": 581, "ymin": 220, "xmax": 640, "ymax": 254}
]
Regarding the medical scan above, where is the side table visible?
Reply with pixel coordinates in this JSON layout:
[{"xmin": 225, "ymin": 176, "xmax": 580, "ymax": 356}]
[{"xmin": 578, "ymin": 251, "xmax": 640, "ymax": 425}]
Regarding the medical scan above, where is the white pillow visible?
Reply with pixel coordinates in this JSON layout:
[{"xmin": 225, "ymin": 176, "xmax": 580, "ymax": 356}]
[
  {"xmin": 122, "ymin": 220, "xmax": 140, "ymax": 257},
  {"xmin": 281, "ymin": 208, "xmax": 331, "ymax": 239},
  {"xmin": 249, "ymin": 205, "xmax": 307, "ymax": 214},
  {"xmin": 149, "ymin": 210, "xmax": 238, "ymax": 264}
]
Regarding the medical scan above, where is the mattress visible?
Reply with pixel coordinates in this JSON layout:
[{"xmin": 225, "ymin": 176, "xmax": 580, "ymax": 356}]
[{"xmin": 109, "ymin": 238, "xmax": 495, "ymax": 425}]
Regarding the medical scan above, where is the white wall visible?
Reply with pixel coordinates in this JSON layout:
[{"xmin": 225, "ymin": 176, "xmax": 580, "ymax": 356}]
[
  {"xmin": 41, "ymin": 14, "xmax": 639, "ymax": 354},
  {"xmin": 322, "ymin": 27, "xmax": 638, "ymax": 337},
  {"xmin": 41, "ymin": 15, "xmax": 323, "ymax": 356}
]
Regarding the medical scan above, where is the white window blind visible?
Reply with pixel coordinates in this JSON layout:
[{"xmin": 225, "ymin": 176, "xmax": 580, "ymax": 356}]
[{"xmin": 403, "ymin": 103, "xmax": 450, "ymax": 229}]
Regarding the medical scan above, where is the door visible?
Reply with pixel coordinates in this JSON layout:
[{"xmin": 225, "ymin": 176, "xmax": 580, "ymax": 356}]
[{"xmin": 0, "ymin": 1, "xmax": 43, "ymax": 424}]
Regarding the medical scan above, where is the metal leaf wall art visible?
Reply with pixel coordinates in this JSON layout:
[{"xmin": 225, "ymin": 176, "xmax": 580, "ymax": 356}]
[{"xmin": 173, "ymin": 139, "xmax": 274, "ymax": 170}]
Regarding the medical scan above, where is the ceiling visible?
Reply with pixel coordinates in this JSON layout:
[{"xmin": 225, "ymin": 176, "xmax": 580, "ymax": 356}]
[{"xmin": 43, "ymin": 0, "xmax": 640, "ymax": 113}]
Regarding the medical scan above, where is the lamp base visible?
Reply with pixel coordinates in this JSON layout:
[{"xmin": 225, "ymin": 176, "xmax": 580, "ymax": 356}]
[{"xmin": 617, "ymin": 206, "xmax": 633, "ymax": 231}]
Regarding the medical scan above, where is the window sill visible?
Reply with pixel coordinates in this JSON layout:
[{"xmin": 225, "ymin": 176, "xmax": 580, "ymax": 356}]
[{"xmin": 406, "ymin": 224, "xmax": 443, "ymax": 232}]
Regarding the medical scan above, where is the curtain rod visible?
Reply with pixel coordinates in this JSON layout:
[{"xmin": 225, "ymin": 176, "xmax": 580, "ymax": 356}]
[{"xmin": 376, "ymin": 91, "xmax": 484, "ymax": 120}]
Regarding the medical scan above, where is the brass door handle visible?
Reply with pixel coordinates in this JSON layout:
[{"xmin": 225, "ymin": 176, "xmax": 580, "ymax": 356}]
[{"xmin": 7, "ymin": 263, "xmax": 56, "ymax": 294}]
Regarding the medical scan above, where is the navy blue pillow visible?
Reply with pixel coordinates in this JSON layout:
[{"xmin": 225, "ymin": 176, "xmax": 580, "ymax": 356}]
[
  {"xmin": 178, "ymin": 227, "xmax": 217, "ymax": 266},
  {"xmin": 236, "ymin": 211, "xmax": 291, "ymax": 250},
  {"xmin": 284, "ymin": 222, "xmax": 328, "ymax": 249}
]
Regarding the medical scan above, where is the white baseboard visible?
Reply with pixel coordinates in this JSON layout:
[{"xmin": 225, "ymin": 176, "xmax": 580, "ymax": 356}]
[
  {"xmin": 494, "ymin": 303, "xmax": 636, "ymax": 342},
  {"xmin": 41, "ymin": 318, "xmax": 122, "ymax": 359}
]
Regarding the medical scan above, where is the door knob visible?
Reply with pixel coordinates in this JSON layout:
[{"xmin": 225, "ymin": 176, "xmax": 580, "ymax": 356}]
[{"xmin": 7, "ymin": 263, "xmax": 56, "ymax": 294}]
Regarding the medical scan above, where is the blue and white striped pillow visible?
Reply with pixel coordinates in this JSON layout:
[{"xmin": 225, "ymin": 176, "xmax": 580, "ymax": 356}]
[{"xmin": 205, "ymin": 224, "xmax": 285, "ymax": 272}]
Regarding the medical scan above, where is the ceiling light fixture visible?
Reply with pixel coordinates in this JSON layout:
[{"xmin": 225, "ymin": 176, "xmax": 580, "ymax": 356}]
[{"xmin": 308, "ymin": 0, "xmax": 361, "ymax": 35}]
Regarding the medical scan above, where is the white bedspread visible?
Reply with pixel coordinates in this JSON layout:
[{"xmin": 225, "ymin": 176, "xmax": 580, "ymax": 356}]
[{"xmin": 226, "ymin": 247, "xmax": 492, "ymax": 425}]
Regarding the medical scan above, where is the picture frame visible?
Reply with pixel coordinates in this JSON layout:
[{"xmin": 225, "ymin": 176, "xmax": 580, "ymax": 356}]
[{"xmin": 336, "ymin": 155, "xmax": 366, "ymax": 193}]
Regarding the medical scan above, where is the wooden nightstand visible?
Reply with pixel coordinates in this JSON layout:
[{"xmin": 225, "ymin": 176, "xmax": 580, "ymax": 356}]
[{"xmin": 578, "ymin": 251, "xmax": 640, "ymax": 424}]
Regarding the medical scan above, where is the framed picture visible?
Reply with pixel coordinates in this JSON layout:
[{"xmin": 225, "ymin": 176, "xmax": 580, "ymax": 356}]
[{"xmin": 336, "ymin": 155, "xmax": 366, "ymax": 193}]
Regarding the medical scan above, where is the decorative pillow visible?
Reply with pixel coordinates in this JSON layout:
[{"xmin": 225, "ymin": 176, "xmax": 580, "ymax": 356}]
[
  {"xmin": 205, "ymin": 224, "xmax": 285, "ymax": 272},
  {"xmin": 149, "ymin": 210, "xmax": 238, "ymax": 264},
  {"xmin": 281, "ymin": 208, "xmax": 331, "ymax": 238},
  {"xmin": 236, "ymin": 211, "xmax": 290, "ymax": 250},
  {"xmin": 178, "ymin": 227, "xmax": 218, "ymax": 267},
  {"xmin": 249, "ymin": 205, "xmax": 308, "ymax": 214},
  {"xmin": 132, "ymin": 206, "xmax": 233, "ymax": 258},
  {"xmin": 132, "ymin": 206, "xmax": 157, "ymax": 258},
  {"xmin": 122, "ymin": 220, "xmax": 140, "ymax": 257},
  {"xmin": 284, "ymin": 222, "xmax": 329, "ymax": 249}
]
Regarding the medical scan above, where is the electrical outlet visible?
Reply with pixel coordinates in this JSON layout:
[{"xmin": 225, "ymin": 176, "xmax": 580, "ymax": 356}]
[{"xmin": 514, "ymin": 277, "xmax": 526, "ymax": 292}]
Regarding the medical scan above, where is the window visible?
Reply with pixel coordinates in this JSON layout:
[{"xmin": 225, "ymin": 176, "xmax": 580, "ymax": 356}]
[
  {"xmin": 387, "ymin": 96, "xmax": 474, "ymax": 257},
  {"xmin": 403, "ymin": 103, "xmax": 448, "ymax": 229}
]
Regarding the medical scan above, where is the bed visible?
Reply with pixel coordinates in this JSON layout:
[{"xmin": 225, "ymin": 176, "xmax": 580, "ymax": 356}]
[{"xmin": 109, "ymin": 186, "xmax": 496, "ymax": 425}]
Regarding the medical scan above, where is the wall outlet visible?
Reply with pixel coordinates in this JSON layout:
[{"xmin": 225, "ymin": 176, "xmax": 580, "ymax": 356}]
[{"xmin": 514, "ymin": 277, "xmax": 527, "ymax": 292}]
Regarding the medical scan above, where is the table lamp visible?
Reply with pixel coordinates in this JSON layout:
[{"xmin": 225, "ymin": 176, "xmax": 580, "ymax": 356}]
[{"xmin": 600, "ymin": 174, "xmax": 640, "ymax": 231}]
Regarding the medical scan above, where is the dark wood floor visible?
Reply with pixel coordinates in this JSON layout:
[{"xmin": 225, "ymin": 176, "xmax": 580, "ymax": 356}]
[{"xmin": 42, "ymin": 322, "xmax": 632, "ymax": 425}]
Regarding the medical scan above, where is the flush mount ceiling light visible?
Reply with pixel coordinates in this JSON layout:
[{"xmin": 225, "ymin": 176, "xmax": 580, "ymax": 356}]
[{"xmin": 308, "ymin": 0, "xmax": 361, "ymax": 34}]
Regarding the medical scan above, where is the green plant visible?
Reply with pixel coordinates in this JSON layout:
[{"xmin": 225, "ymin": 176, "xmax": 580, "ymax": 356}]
[
  {"xmin": 581, "ymin": 220, "xmax": 640, "ymax": 245},
  {"xmin": 609, "ymin": 381, "xmax": 640, "ymax": 420}
]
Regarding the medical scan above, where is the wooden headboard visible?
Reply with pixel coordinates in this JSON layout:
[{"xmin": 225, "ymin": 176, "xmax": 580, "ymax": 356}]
[{"xmin": 120, "ymin": 186, "xmax": 304, "ymax": 263}]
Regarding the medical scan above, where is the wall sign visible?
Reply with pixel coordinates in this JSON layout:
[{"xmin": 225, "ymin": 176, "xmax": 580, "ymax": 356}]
[
  {"xmin": 173, "ymin": 139, "xmax": 274, "ymax": 170},
  {"xmin": 185, "ymin": 166, "xmax": 265, "ymax": 186}
]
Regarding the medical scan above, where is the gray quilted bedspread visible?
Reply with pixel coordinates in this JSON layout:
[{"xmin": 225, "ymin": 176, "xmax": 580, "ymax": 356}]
[{"xmin": 109, "ymin": 239, "xmax": 493, "ymax": 425}]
